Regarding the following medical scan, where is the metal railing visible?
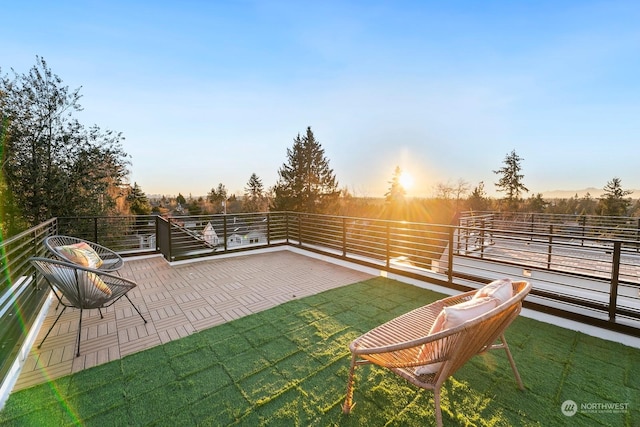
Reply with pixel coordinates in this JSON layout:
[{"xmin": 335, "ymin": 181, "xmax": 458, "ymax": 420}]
[
  {"xmin": 0, "ymin": 219, "xmax": 56, "ymax": 390},
  {"xmin": 460, "ymin": 211, "xmax": 640, "ymax": 249},
  {"xmin": 50, "ymin": 212, "xmax": 640, "ymax": 335},
  {"xmin": 2, "ymin": 211, "xmax": 640, "ymax": 401}
]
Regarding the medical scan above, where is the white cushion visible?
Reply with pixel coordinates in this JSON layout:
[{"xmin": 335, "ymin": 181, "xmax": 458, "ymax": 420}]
[
  {"xmin": 437, "ymin": 297, "xmax": 498, "ymax": 331},
  {"xmin": 416, "ymin": 296, "xmax": 498, "ymax": 376},
  {"xmin": 473, "ymin": 278, "xmax": 513, "ymax": 305}
]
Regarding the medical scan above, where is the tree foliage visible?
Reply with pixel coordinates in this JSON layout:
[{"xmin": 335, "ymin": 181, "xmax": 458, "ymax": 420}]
[
  {"xmin": 494, "ymin": 149, "xmax": 528, "ymax": 211},
  {"xmin": 243, "ymin": 172, "xmax": 267, "ymax": 212},
  {"xmin": 599, "ymin": 177, "xmax": 632, "ymax": 216},
  {"xmin": 207, "ymin": 183, "xmax": 228, "ymax": 213},
  {"xmin": 385, "ymin": 166, "xmax": 406, "ymax": 203},
  {"xmin": 467, "ymin": 181, "xmax": 490, "ymax": 212},
  {"xmin": 0, "ymin": 57, "xmax": 130, "ymax": 231},
  {"xmin": 526, "ymin": 193, "xmax": 548, "ymax": 213},
  {"xmin": 127, "ymin": 182, "xmax": 151, "ymax": 215},
  {"xmin": 272, "ymin": 127, "xmax": 339, "ymax": 213}
]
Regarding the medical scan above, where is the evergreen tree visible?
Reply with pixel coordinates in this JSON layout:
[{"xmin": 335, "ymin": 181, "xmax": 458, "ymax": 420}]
[
  {"xmin": 243, "ymin": 173, "xmax": 266, "ymax": 212},
  {"xmin": 385, "ymin": 166, "xmax": 406, "ymax": 203},
  {"xmin": 467, "ymin": 181, "xmax": 490, "ymax": 212},
  {"xmin": 494, "ymin": 150, "xmax": 528, "ymax": 211},
  {"xmin": 599, "ymin": 177, "xmax": 632, "ymax": 216},
  {"xmin": 526, "ymin": 193, "xmax": 548, "ymax": 213},
  {"xmin": 127, "ymin": 182, "xmax": 151, "ymax": 215},
  {"xmin": 272, "ymin": 127, "xmax": 339, "ymax": 213}
]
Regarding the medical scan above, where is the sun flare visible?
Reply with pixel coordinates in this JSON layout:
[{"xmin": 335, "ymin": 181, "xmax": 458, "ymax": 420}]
[{"xmin": 399, "ymin": 171, "xmax": 414, "ymax": 190}]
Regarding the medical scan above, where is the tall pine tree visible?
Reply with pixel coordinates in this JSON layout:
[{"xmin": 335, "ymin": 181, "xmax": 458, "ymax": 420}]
[
  {"xmin": 494, "ymin": 150, "xmax": 528, "ymax": 211},
  {"xmin": 272, "ymin": 127, "xmax": 339, "ymax": 213},
  {"xmin": 599, "ymin": 177, "xmax": 632, "ymax": 216},
  {"xmin": 243, "ymin": 173, "xmax": 266, "ymax": 212}
]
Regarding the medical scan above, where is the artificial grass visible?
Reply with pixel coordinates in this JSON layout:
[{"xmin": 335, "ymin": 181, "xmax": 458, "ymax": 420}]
[{"xmin": 1, "ymin": 277, "xmax": 639, "ymax": 426}]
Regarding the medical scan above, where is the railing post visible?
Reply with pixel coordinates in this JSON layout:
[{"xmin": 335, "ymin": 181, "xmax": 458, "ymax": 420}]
[
  {"xmin": 285, "ymin": 213, "xmax": 289, "ymax": 243},
  {"xmin": 530, "ymin": 214, "xmax": 534, "ymax": 241},
  {"xmin": 448, "ymin": 227, "xmax": 454, "ymax": 284},
  {"xmin": 385, "ymin": 223, "xmax": 390, "ymax": 269},
  {"xmin": 223, "ymin": 215, "xmax": 228, "ymax": 252},
  {"xmin": 298, "ymin": 213, "xmax": 302, "ymax": 247},
  {"xmin": 267, "ymin": 213, "xmax": 271, "ymax": 246},
  {"xmin": 547, "ymin": 225, "xmax": 554, "ymax": 270},
  {"xmin": 168, "ymin": 218, "xmax": 174, "ymax": 261},
  {"xmin": 480, "ymin": 220, "xmax": 485, "ymax": 258},
  {"xmin": 609, "ymin": 241, "xmax": 622, "ymax": 322},
  {"xmin": 93, "ymin": 217, "xmax": 98, "ymax": 242},
  {"xmin": 342, "ymin": 217, "xmax": 347, "ymax": 258}
]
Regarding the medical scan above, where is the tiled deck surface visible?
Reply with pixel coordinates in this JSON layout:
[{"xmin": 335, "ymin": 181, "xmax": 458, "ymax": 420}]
[{"xmin": 14, "ymin": 250, "xmax": 373, "ymax": 392}]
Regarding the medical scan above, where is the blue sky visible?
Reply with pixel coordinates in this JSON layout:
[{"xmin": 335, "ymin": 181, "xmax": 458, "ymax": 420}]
[{"xmin": 3, "ymin": 1, "xmax": 639, "ymax": 198}]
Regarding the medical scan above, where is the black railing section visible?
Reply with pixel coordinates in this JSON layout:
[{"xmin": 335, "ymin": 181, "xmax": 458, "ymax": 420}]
[
  {"xmin": 3, "ymin": 211, "xmax": 640, "ymax": 398},
  {"xmin": 0, "ymin": 219, "xmax": 56, "ymax": 389},
  {"xmin": 459, "ymin": 211, "xmax": 640, "ymax": 250}
]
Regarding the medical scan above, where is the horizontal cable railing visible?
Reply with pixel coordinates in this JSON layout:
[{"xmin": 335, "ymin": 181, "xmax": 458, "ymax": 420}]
[
  {"xmin": 49, "ymin": 212, "xmax": 640, "ymax": 334},
  {"xmin": 460, "ymin": 211, "xmax": 640, "ymax": 250},
  {"xmin": 0, "ymin": 219, "xmax": 56, "ymax": 395}
]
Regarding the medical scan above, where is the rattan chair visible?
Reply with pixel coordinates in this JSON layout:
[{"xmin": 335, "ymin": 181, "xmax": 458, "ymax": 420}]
[
  {"xmin": 45, "ymin": 235, "xmax": 124, "ymax": 272},
  {"xmin": 342, "ymin": 281, "xmax": 531, "ymax": 427},
  {"xmin": 30, "ymin": 257, "xmax": 147, "ymax": 357}
]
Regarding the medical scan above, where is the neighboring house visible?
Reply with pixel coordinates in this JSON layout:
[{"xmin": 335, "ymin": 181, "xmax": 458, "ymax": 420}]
[
  {"xmin": 213, "ymin": 217, "xmax": 267, "ymax": 248},
  {"xmin": 177, "ymin": 217, "xmax": 268, "ymax": 249},
  {"xmin": 203, "ymin": 222, "xmax": 220, "ymax": 246}
]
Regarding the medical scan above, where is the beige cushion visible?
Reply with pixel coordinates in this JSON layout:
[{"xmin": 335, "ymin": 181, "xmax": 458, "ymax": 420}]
[
  {"xmin": 473, "ymin": 278, "xmax": 513, "ymax": 305},
  {"xmin": 85, "ymin": 272, "xmax": 112, "ymax": 297},
  {"xmin": 416, "ymin": 297, "xmax": 498, "ymax": 376},
  {"xmin": 57, "ymin": 242, "xmax": 104, "ymax": 268},
  {"xmin": 431, "ymin": 297, "xmax": 498, "ymax": 334}
]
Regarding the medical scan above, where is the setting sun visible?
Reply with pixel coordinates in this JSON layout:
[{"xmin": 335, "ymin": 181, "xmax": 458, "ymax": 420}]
[{"xmin": 399, "ymin": 171, "xmax": 414, "ymax": 190}]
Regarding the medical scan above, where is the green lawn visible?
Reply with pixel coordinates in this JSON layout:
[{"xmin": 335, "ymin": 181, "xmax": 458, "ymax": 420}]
[{"xmin": 1, "ymin": 277, "xmax": 638, "ymax": 426}]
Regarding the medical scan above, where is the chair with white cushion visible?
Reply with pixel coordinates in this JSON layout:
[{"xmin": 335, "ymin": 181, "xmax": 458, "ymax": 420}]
[
  {"xmin": 342, "ymin": 279, "xmax": 531, "ymax": 427},
  {"xmin": 29, "ymin": 257, "xmax": 147, "ymax": 357},
  {"xmin": 45, "ymin": 235, "xmax": 124, "ymax": 272}
]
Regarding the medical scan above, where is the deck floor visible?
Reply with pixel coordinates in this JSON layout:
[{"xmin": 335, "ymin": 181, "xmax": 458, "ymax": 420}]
[{"xmin": 14, "ymin": 250, "xmax": 372, "ymax": 391}]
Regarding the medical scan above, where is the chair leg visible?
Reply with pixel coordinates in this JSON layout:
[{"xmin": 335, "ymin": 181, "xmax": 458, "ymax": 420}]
[
  {"xmin": 499, "ymin": 333, "xmax": 524, "ymax": 389},
  {"xmin": 125, "ymin": 294, "xmax": 147, "ymax": 323},
  {"xmin": 38, "ymin": 307, "xmax": 67, "ymax": 350},
  {"xmin": 434, "ymin": 388, "xmax": 443, "ymax": 427},
  {"xmin": 76, "ymin": 308, "xmax": 83, "ymax": 357},
  {"xmin": 342, "ymin": 353, "xmax": 358, "ymax": 413}
]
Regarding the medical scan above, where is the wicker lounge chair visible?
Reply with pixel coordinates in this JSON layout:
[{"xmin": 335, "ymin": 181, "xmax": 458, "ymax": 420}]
[
  {"xmin": 342, "ymin": 280, "xmax": 531, "ymax": 427},
  {"xmin": 29, "ymin": 257, "xmax": 147, "ymax": 357},
  {"xmin": 45, "ymin": 235, "xmax": 124, "ymax": 272}
]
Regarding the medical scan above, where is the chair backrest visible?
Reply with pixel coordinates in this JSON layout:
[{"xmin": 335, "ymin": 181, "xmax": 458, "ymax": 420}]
[
  {"xmin": 30, "ymin": 257, "xmax": 135, "ymax": 309},
  {"xmin": 436, "ymin": 281, "xmax": 531, "ymax": 378},
  {"xmin": 44, "ymin": 235, "xmax": 123, "ymax": 271}
]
